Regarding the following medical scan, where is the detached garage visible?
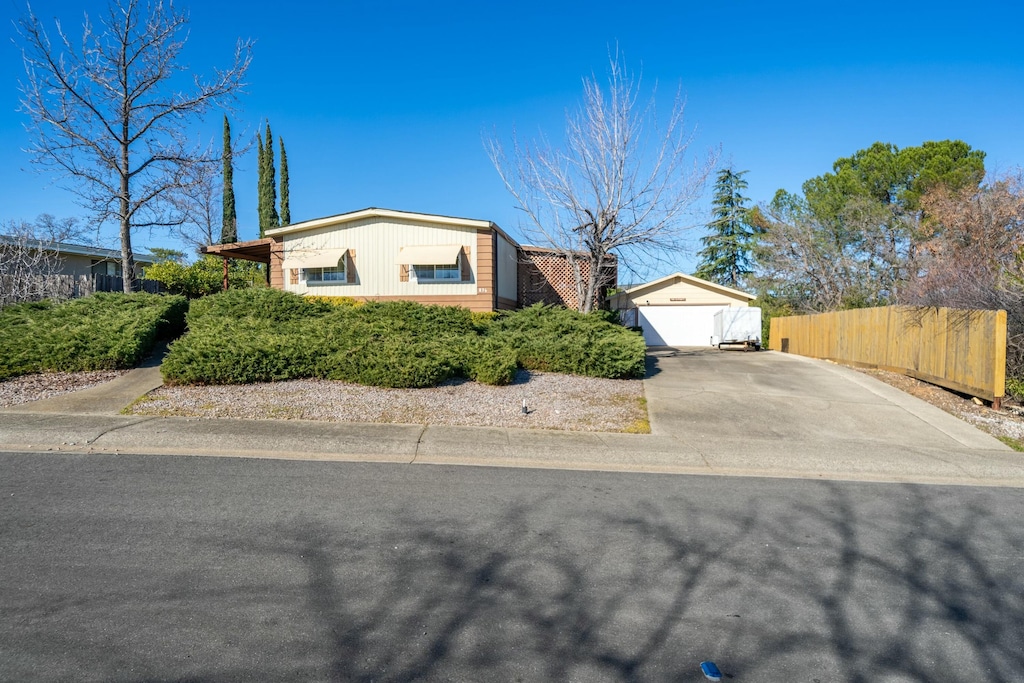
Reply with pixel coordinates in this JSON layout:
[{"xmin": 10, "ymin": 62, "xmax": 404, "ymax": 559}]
[{"xmin": 611, "ymin": 272, "xmax": 756, "ymax": 346}]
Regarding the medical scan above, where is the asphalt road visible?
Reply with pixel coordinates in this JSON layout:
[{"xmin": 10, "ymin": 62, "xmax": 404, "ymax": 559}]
[{"xmin": 2, "ymin": 452, "xmax": 1023, "ymax": 682}]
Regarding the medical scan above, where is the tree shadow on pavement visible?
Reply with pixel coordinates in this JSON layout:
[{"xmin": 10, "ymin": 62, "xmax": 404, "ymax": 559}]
[{"xmin": 3, "ymin": 464, "xmax": 1023, "ymax": 682}]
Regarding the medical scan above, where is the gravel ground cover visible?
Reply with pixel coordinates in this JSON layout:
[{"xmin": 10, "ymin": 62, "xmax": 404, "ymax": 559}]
[
  {"xmin": 127, "ymin": 370, "xmax": 649, "ymax": 433},
  {"xmin": 0, "ymin": 370, "xmax": 129, "ymax": 407}
]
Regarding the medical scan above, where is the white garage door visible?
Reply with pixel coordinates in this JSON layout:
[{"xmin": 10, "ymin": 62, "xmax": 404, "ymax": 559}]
[{"xmin": 638, "ymin": 305, "xmax": 727, "ymax": 346}]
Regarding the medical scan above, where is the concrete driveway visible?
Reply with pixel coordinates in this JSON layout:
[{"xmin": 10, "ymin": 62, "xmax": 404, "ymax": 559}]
[{"xmin": 643, "ymin": 347, "xmax": 1008, "ymax": 455}]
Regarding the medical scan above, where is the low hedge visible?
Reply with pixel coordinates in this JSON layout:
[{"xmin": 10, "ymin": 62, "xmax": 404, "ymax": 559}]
[
  {"xmin": 162, "ymin": 291, "xmax": 645, "ymax": 388},
  {"xmin": 0, "ymin": 293, "xmax": 188, "ymax": 381},
  {"xmin": 488, "ymin": 304, "xmax": 647, "ymax": 379}
]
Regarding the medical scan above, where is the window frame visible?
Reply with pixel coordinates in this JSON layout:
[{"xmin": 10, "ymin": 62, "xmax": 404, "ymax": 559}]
[
  {"xmin": 412, "ymin": 260, "xmax": 461, "ymax": 283},
  {"xmin": 303, "ymin": 264, "xmax": 347, "ymax": 285}
]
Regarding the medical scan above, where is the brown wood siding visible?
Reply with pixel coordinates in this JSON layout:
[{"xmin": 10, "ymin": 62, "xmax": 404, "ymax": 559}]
[
  {"xmin": 460, "ymin": 245, "xmax": 472, "ymax": 281},
  {"xmin": 346, "ymin": 249, "xmax": 357, "ymax": 283},
  {"xmin": 269, "ymin": 237, "xmax": 284, "ymax": 288},
  {"xmin": 476, "ymin": 229, "xmax": 496, "ymax": 310}
]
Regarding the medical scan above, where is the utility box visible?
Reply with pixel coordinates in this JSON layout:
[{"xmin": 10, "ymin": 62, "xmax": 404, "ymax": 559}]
[{"xmin": 712, "ymin": 307, "xmax": 762, "ymax": 350}]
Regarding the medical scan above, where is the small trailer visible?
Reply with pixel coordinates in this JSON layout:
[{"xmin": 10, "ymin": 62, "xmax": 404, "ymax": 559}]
[{"xmin": 711, "ymin": 307, "xmax": 762, "ymax": 351}]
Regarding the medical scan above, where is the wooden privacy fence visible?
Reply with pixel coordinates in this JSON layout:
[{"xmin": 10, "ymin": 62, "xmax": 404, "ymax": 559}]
[
  {"xmin": 1, "ymin": 273, "xmax": 163, "ymax": 307},
  {"xmin": 769, "ymin": 305, "xmax": 1007, "ymax": 403}
]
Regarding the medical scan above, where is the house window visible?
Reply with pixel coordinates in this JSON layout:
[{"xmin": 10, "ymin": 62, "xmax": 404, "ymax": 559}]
[
  {"xmin": 414, "ymin": 263, "xmax": 460, "ymax": 281},
  {"xmin": 304, "ymin": 265, "xmax": 346, "ymax": 283},
  {"xmin": 90, "ymin": 260, "xmax": 121, "ymax": 276}
]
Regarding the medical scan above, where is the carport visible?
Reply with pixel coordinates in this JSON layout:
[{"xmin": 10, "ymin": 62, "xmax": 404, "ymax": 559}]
[{"xmin": 611, "ymin": 272, "xmax": 755, "ymax": 346}]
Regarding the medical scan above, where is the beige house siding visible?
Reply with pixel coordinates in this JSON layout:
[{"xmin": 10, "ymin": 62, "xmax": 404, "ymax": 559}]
[{"xmin": 282, "ymin": 216, "xmax": 478, "ymax": 298}]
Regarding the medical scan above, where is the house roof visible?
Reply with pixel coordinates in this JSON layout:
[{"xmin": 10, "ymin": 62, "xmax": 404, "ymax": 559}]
[
  {"xmin": 266, "ymin": 207, "xmax": 519, "ymax": 245},
  {"xmin": 0, "ymin": 235, "xmax": 154, "ymax": 264},
  {"xmin": 615, "ymin": 272, "xmax": 755, "ymax": 301}
]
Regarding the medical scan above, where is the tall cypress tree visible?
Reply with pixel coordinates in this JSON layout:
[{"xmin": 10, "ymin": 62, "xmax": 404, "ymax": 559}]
[
  {"xmin": 694, "ymin": 168, "xmax": 756, "ymax": 288},
  {"xmin": 279, "ymin": 137, "xmax": 290, "ymax": 226},
  {"xmin": 256, "ymin": 132, "xmax": 266, "ymax": 238},
  {"xmin": 220, "ymin": 115, "xmax": 237, "ymax": 243},
  {"xmin": 262, "ymin": 123, "xmax": 279, "ymax": 231}
]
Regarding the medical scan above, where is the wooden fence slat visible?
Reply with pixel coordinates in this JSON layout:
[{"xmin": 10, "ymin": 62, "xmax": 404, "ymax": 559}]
[{"xmin": 769, "ymin": 305, "xmax": 1005, "ymax": 401}]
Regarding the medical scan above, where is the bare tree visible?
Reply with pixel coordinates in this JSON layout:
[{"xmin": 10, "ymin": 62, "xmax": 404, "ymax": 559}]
[
  {"xmin": 906, "ymin": 173, "xmax": 1024, "ymax": 376},
  {"xmin": 0, "ymin": 214, "xmax": 84, "ymax": 306},
  {"xmin": 488, "ymin": 53, "xmax": 717, "ymax": 312},
  {"xmin": 17, "ymin": 0, "xmax": 252, "ymax": 292},
  {"xmin": 170, "ymin": 123, "xmax": 255, "ymax": 253},
  {"xmin": 752, "ymin": 193, "xmax": 904, "ymax": 313}
]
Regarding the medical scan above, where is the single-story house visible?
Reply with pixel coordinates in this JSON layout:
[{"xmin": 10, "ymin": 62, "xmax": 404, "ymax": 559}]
[
  {"xmin": 0, "ymin": 235, "xmax": 154, "ymax": 277},
  {"xmin": 610, "ymin": 272, "xmax": 755, "ymax": 346},
  {"xmin": 204, "ymin": 208, "xmax": 616, "ymax": 312}
]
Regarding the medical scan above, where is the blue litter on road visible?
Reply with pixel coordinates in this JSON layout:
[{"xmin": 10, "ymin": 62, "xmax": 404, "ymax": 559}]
[{"xmin": 700, "ymin": 660, "xmax": 723, "ymax": 681}]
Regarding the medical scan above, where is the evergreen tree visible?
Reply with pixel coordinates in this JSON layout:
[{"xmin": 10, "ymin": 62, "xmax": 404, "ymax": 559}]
[
  {"xmin": 256, "ymin": 132, "xmax": 266, "ymax": 238},
  {"xmin": 279, "ymin": 136, "xmax": 290, "ymax": 226},
  {"xmin": 220, "ymin": 115, "xmax": 237, "ymax": 243},
  {"xmin": 694, "ymin": 168, "xmax": 757, "ymax": 288},
  {"xmin": 261, "ymin": 122, "xmax": 279, "ymax": 231}
]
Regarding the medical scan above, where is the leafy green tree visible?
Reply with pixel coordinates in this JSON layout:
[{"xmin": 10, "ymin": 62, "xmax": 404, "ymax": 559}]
[
  {"xmin": 279, "ymin": 137, "xmax": 290, "ymax": 226},
  {"xmin": 695, "ymin": 168, "xmax": 758, "ymax": 288},
  {"xmin": 221, "ymin": 116, "xmax": 237, "ymax": 243},
  {"xmin": 145, "ymin": 255, "xmax": 266, "ymax": 298},
  {"xmin": 148, "ymin": 247, "xmax": 187, "ymax": 264},
  {"xmin": 803, "ymin": 140, "xmax": 985, "ymax": 226},
  {"xmin": 752, "ymin": 140, "xmax": 987, "ymax": 313}
]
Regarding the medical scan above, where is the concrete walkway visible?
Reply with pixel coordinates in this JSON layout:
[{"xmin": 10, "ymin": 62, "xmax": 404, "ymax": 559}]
[
  {"xmin": 1, "ymin": 348, "xmax": 1023, "ymax": 487},
  {"xmin": 4, "ymin": 343, "xmax": 167, "ymax": 416}
]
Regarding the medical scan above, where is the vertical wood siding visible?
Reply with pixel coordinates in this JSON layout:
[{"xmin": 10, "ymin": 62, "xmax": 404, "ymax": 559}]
[
  {"xmin": 769, "ymin": 305, "xmax": 1007, "ymax": 401},
  {"xmin": 279, "ymin": 216, "xmax": 496, "ymax": 311}
]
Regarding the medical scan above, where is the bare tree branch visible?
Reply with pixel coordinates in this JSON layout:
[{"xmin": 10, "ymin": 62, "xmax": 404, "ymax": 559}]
[
  {"xmin": 0, "ymin": 214, "xmax": 85, "ymax": 306},
  {"xmin": 17, "ymin": 0, "xmax": 252, "ymax": 292},
  {"xmin": 488, "ymin": 50, "xmax": 717, "ymax": 312}
]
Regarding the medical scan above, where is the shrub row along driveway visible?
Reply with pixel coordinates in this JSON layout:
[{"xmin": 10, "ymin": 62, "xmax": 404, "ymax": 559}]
[{"xmin": 643, "ymin": 347, "xmax": 1016, "ymax": 480}]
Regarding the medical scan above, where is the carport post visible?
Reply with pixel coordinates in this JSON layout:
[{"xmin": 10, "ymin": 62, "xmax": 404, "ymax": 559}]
[{"xmin": 222, "ymin": 257, "xmax": 229, "ymax": 291}]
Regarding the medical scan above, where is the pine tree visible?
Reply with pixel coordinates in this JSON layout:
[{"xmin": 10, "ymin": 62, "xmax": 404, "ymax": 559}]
[
  {"xmin": 220, "ymin": 115, "xmax": 237, "ymax": 243},
  {"xmin": 694, "ymin": 168, "xmax": 756, "ymax": 288},
  {"xmin": 279, "ymin": 136, "xmax": 290, "ymax": 226}
]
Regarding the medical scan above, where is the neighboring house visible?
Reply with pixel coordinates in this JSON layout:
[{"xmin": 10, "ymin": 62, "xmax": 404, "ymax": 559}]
[
  {"xmin": 204, "ymin": 207, "xmax": 615, "ymax": 313},
  {"xmin": 610, "ymin": 272, "xmax": 755, "ymax": 346},
  {"xmin": 0, "ymin": 236, "xmax": 154, "ymax": 277}
]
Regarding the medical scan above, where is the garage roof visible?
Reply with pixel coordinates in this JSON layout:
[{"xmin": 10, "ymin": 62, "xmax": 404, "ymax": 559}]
[{"xmin": 617, "ymin": 272, "xmax": 755, "ymax": 302}]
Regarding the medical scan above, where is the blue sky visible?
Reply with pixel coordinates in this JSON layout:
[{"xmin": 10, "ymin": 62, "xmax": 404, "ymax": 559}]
[{"xmin": 3, "ymin": 0, "xmax": 1024, "ymax": 274}]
